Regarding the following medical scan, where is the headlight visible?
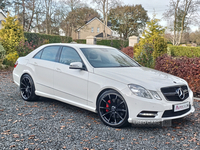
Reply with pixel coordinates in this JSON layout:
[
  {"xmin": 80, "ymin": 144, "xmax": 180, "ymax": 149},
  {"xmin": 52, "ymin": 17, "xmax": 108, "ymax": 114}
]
[
  {"xmin": 128, "ymin": 84, "xmax": 152, "ymax": 99},
  {"xmin": 149, "ymin": 90, "xmax": 162, "ymax": 100}
]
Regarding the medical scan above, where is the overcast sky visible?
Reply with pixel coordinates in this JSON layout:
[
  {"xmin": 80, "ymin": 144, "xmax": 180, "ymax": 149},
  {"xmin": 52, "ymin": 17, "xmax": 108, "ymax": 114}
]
[
  {"xmin": 123, "ymin": 0, "xmax": 198, "ymax": 31},
  {"xmin": 90, "ymin": 0, "xmax": 198, "ymax": 31},
  {"xmin": 124, "ymin": 0, "xmax": 170, "ymax": 26}
]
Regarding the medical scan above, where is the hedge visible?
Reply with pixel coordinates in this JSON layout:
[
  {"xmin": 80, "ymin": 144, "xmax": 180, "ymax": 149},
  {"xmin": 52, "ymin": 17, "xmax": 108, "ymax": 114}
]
[
  {"xmin": 24, "ymin": 32, "xmax": 72, "ymax": 46},
  {"xmin": 155, "ymin": 54, "xmax": 200, "ymax": 95},
  {"xmin": 96, "ymin": 39, "xmax": 128, "ymax": 49},
  {"xmin": 73, "ymin": 39, "xmax": 86, "ymax": 44},
  {"xmin": 168, "ymin": 45, "xmax": 200, "ymax": 57}
]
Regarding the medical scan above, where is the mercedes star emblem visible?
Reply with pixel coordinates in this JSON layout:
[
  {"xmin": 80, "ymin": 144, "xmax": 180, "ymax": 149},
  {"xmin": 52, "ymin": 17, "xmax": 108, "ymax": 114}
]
[{"xmin": 176, "ymin": 88, "xmax": 185, "ymax": 100}]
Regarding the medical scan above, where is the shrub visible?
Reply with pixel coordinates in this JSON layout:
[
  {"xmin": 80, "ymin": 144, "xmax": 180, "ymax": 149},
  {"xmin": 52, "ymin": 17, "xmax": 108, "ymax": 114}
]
[
  {"xmin": 16, "ymin": 40, "xmax": 36, "ymax": 57},
  {"xmin": 135, "ymin": 17, "xmax": 167, "ymax": 63},
  {"xmin": 135, "ymin": 43, "xmax": 154, "ymax": 68},
  {"xmin": 96, "ymin": 39, "xmax": 128, "ymax": 49},
  {"xmin": 0, "ymin": 43, "xmax": 5, "ymax": 60},
  {"xmin": 155, "ymin": 55, "xmax": 200, "ymax": 94},
  {"xmin": 121, "ymin": 46, "xmax": 134, "ymax": 58},
  {"xmin": 24, "ymin": 32, "xmax": 72, "ymax": 47},
  {"xmin": 153, "ymin": 37, "xmax": 168, "ymax": 60},
  {"xmin": 167, "ymin": 45, "xmax": 200, "ymax": 57},
  {"xmin": 6, "ymin": 51, "xmax": 19, "ymax": 66},
  {"xmin": 135, "ymin": 36, "xmax": 167, "ymax": 61},
  {"xmin": 0, "ymin": 14, "xmax": 24, "ymax": 55},
  {"xmin": 0, "ymin": 43, "xmax": 6, "ymax": 68}
]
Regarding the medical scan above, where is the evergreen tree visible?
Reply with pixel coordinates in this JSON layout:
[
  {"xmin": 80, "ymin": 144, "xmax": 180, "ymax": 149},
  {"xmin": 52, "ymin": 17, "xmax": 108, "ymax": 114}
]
[
  {"xmin": 134, "ymin": 15, "xmax": 167, "ymax": 67},
  {"xmin": 0, "ymin": 13, "xmax": 24, "ymax": 64}
]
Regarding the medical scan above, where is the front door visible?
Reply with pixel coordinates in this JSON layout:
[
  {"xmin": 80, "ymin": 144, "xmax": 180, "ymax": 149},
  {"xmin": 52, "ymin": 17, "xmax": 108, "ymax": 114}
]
[{"xmin": 54, "ymin": 46, "xmax": 88, "ymax": 105}]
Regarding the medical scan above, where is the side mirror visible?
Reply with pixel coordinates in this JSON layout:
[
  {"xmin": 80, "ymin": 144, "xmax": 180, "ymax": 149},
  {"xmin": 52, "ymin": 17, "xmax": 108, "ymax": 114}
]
[{"xmin": 69, "ymin": 62, "xmax": 84, "ymax": 70}]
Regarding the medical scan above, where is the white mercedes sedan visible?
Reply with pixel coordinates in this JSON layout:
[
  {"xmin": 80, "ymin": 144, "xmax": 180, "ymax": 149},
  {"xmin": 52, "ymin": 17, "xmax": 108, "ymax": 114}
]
[{"xmin": 13, "ymin": 43, "xmax": 195, "ymax": 128}]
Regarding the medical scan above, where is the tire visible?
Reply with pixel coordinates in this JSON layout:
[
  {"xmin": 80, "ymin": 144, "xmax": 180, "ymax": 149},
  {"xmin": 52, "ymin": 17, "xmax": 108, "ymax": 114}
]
[
  {"xmin": 20, "ymin": 74, "xmax": 38, "ymax": 101},
  {"xmin": 97, "ymin": 90, "xmax": 129, "ymax": 128}
]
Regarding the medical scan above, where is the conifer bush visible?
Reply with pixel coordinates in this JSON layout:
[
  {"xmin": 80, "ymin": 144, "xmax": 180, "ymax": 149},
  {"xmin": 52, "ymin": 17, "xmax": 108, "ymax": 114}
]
[
  {"xmin": 0, "ymin": 14, "xmax": 24, "ymax": 64},
  {"xmin": 0, "ymin": 14, "xmax": 24, "ymax": 55},
  {"xmin": 136, "ymin": 43, "xmax": 154, "ymax": 68},
  {"xmin": 134, "ymin": 16, "xmax": 167, "ymax": 67},
  {"xmin": 0, "ymin": 43, "xmax": 6, "ymax": 68}
]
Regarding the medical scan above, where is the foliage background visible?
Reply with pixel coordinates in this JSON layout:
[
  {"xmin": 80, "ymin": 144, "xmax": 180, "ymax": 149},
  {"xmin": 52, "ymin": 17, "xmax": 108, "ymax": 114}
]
[
  {"xmin": 168, "ymin": 45, "xmax": 200, "ymax": 58},
  {"xmin": 155, "ymin": 55, "xmax": 200, "ymax": 95},
  {"xmin": 24, "ymin": 32, "xmax": 72, "ymax": 46},
  {"xmin": 96, "ymin": 39, "xmax": 128, "ymax": 49}
]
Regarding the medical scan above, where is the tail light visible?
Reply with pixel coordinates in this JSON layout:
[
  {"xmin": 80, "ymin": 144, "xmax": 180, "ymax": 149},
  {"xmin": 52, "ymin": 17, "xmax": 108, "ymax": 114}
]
[{"xmin": 14, "ymin": 61, "xmax": 18, "ymax": 68}]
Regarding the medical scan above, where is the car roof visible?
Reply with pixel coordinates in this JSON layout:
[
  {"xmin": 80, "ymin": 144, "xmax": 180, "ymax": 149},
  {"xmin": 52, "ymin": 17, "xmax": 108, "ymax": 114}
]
[{"xmin": 42, "ymin": 43, "xmax": 115, "ymax": 49}]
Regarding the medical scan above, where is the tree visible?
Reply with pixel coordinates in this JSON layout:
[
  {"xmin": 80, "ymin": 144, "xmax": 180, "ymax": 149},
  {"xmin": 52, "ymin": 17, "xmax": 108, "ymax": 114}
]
[
  {"xmin": 44, "ymin": 0, "xmax": 52, "ymax": 34},
  {"xmin": 109, "ymin": 5, "xmax": 149, "ymax": 39},
  {"xmin": 163, "ymin": 0, "xmax": 200, "ymax": 45},
  {"xmin": 24, "ymin": 0, "xmax": 36, "ymax": 32},
  {"xmin": 62, "ymin": 0, "xmax": 84, "ymax": 11},
  {"xmin": 0, "ymin": 0, "xmax": 11, "ymax": 11},
  {"xmin": 0, "ymin": 14, "xmax": 24, "ymax": 63},
  {"xmin": 64, "ymin": 6, "xmax": 101, "ymax": 36},
  {"xmin": 92, "ymin": 0, "xmax": 121, "ymax": 38},
  {"xmin": 134, "ymin": 16, "xmax": 167, "ymax": 67},
  {"xmin": 189, "ymin": 29, "xmax": 200, "ymax": 45}
]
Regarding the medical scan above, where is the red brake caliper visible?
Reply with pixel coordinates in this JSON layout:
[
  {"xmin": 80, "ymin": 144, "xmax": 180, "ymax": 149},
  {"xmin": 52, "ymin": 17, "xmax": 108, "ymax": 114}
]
[{"xmin": 106, "ymin": 100, "xmax": 111, "ymax": 112}]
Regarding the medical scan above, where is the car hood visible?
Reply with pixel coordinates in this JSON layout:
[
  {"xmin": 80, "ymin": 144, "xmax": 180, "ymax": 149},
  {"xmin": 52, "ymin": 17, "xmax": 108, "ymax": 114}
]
[{"xmin": 94, "ymin": 67, "xmax": 187, "ymax": 90}]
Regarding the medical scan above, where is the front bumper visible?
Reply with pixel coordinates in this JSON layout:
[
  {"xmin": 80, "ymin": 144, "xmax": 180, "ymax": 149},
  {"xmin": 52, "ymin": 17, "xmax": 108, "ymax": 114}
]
[
  {"xmin": 121, "ymin": 87, "xmax": 195, "ymax": 124},
  {"xmin": 128, "ymin": 105, "xmax": 195, "ymax": 124}
]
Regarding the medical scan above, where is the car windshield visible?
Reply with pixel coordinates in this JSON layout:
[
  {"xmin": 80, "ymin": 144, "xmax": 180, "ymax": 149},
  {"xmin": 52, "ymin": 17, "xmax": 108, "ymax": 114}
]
[{"xmin": 80, "ymin": 48, "xmax": 140, "ymax": 68}]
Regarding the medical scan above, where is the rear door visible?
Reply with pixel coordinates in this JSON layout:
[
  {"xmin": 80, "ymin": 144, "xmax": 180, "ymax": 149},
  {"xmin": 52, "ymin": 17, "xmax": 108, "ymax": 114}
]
[
  {"xmin": 30, "ymin": 46, "xmax": 60, "ymax": 95},
  {"xmin": 54, "ymin": 46, "xmax": 88, "ymax": 105}
]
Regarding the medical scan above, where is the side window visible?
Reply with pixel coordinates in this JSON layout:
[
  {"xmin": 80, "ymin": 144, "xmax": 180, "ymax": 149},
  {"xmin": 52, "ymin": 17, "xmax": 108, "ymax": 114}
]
[
  {"xmin": 40, "ymin": 46, "xmax": 60, "ymax": 62},
  {"xmin": 34, "ymin": 50, "xmax": 43, "ymax": 59},
  {"xmin": 59, "ymin": 47, "xmax": 82, "ymax": 65}
]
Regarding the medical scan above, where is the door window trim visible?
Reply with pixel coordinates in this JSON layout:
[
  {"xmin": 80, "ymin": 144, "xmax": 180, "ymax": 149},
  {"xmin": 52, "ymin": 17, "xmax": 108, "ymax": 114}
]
[
  {"xmin": 58, "ymin": 46, "xmax": 88, "ymax": 71},
  {"xmin": 33, "ymin": 45, "xmax": 61, "ymax": 62}
]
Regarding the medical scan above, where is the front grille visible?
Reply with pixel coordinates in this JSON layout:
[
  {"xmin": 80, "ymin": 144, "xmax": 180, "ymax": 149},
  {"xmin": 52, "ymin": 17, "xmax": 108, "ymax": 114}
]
[
  {"xmin": 161, "ymin": 85, "xmax": 189, "ymax": 101},
  {"xmin": 162, "ymin": 105, "xmax": 191, "ymax": 118}
]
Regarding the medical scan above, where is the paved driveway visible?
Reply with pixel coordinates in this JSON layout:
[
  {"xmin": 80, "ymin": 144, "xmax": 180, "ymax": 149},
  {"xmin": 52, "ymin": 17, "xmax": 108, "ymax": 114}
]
[{"xmin": 0, "ymin": 72, "xmax": 200, "ymax": 150}]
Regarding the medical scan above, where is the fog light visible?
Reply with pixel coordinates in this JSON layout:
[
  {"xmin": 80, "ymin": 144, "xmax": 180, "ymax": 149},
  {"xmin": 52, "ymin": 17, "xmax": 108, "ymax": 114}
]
[{"xmin": 137, "ymin": 111, "xmax": 158, "ymax": 118}]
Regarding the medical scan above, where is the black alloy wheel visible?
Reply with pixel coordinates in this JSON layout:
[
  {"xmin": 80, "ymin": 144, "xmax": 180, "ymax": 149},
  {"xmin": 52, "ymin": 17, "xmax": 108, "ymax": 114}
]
[
  {"xmin": 97, "ymin": 90, "xmax": 129, "ymax": 128},
  {"xmin": 20, "ymin": 74, "xmax": 38, "ymax": 101}
]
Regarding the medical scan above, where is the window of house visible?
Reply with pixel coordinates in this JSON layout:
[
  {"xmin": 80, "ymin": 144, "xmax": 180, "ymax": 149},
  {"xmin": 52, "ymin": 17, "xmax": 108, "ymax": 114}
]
[
  {"xmin": 97, "ymin": 27, "xmax": 100, "ymax": 33},
  {"xmin": 91, "ymin": 27, "xmax": 94, "ymax": 33}
]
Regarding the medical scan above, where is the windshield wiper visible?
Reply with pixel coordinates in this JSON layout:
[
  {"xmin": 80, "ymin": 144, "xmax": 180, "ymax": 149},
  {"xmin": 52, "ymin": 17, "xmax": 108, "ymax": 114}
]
[{"xmin": 120, "ymin": 65, "xmax": 131, "ymax": 67}]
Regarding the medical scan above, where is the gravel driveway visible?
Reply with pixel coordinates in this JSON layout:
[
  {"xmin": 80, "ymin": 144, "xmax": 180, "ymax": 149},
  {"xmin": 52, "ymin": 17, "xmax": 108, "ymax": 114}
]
[{"xmin": 0, "ymin": 72, "xmax": 200, "ymax": 150}]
